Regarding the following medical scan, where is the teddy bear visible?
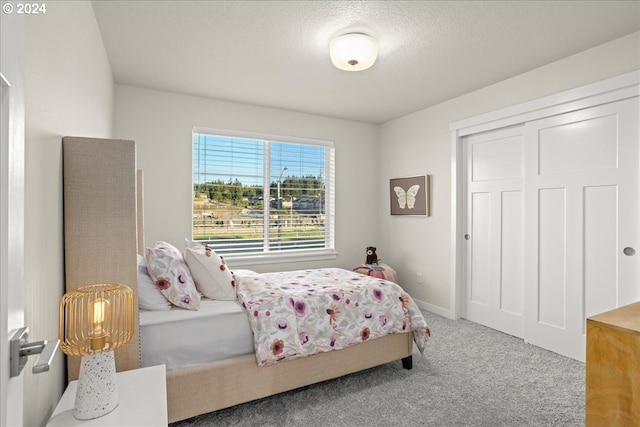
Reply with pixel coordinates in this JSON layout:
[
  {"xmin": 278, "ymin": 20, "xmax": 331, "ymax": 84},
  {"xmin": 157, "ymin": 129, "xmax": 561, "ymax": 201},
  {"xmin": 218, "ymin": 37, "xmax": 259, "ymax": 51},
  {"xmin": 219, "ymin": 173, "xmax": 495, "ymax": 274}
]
[{"xmin": 365, "ymin": 246, "xmax": 378, "ymax": 265}]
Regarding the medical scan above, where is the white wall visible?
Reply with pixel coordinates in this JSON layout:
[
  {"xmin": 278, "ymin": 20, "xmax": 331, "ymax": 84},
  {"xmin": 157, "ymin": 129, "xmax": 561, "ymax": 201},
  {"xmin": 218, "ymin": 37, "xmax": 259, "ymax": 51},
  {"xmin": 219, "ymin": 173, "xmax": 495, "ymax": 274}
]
[
  {"xmin": 113, "ymin": 85, "xmax": 380, "ymax": 272},
  {"xmin": 24, "ymin": 2, "xmax": 114, "ymax": 425},
  {"xmin": 379, "ymin": 32, "xmax": 640, "ymax": 316}
]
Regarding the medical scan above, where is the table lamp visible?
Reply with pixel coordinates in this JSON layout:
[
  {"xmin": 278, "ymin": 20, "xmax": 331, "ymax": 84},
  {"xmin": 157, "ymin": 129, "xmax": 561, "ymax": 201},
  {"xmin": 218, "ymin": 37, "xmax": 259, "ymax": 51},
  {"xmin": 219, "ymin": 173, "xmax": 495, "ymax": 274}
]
[{"xmin": 59, "ymin": 283, "xmax": 135, "ymax": 420}]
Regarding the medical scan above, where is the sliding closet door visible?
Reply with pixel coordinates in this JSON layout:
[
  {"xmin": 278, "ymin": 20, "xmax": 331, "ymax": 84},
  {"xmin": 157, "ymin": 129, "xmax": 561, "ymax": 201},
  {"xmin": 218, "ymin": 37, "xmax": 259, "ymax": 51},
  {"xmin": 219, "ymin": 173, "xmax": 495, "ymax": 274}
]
[
  {"xmin": 524, "ymin": 97, "xmax": 639, "ymax": 361},
  {"xmin": 462, "ymin": 96, "xmax": 639, "ymax": 361},
  {"xmin": 462, "ymin": 126, "xmax": 525, "ymax": 338}
]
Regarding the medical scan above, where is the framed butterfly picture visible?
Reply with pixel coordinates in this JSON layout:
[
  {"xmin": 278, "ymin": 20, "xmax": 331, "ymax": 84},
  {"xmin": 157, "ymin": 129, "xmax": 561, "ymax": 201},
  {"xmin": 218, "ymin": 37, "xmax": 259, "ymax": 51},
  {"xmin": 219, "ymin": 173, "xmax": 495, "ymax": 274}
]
[{"xmin": 390, "ymin": 175, "xmax": 430, "ymax": 216}]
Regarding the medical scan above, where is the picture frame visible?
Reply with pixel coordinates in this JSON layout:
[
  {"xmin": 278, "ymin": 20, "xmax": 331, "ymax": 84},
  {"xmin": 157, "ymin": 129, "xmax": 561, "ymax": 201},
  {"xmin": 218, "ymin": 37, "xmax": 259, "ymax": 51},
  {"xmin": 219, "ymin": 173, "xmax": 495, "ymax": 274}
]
[{"xmin": 389, "ymin": 175, "xmax": 430, "ymax": 216}]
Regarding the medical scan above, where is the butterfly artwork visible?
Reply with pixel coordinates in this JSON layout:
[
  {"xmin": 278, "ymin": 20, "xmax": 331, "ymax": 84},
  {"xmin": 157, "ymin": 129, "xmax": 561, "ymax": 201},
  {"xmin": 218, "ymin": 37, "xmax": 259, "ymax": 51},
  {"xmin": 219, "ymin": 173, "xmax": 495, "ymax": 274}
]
[
  {"xmin": 390, "ymin": 175, "xmax": 430, "ymax": 216},
  {"xmin": 394, "ymin": 185, "xmax": 420, "ymax": 209}
]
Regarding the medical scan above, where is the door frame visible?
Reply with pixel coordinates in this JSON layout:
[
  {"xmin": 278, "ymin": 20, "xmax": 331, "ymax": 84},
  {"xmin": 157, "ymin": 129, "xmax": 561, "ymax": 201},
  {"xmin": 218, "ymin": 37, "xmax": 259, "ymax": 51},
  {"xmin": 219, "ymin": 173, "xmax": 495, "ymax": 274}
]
[{"xmin": 449, "ymin": 70, "xmax": 640, "ymax": 320}]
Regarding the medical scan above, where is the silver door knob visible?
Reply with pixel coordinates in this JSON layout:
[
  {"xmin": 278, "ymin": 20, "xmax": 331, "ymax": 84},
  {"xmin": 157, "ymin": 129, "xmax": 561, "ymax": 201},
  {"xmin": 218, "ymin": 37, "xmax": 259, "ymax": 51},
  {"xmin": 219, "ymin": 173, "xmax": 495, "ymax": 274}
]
[
  {"xmin": 464, "ymin": 234, "xmax": 471, "ymax": 240},
  {"xmin": 623, "ymin": 247, "xmax": 636, "ymax": 256}
]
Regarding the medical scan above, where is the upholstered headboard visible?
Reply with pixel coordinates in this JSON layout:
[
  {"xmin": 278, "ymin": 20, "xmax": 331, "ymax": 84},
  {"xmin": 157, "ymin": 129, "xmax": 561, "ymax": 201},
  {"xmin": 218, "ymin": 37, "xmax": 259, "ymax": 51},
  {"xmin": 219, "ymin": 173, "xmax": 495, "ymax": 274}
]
[
  {"xmin": 137, "ymin": 169, "xmax": 144, "ymax": 256},
  {"xmin": 62, "ymin": 136, "xmax": 141, "ymax": 380}
]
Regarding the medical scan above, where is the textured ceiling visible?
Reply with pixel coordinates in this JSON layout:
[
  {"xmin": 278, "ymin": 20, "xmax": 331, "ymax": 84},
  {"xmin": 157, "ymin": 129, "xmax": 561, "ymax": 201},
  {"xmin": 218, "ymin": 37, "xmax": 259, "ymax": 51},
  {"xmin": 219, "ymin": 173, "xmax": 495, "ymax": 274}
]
[{"xmin": 92, "ymin": 1, "xmax": 640, "ymax": 124}]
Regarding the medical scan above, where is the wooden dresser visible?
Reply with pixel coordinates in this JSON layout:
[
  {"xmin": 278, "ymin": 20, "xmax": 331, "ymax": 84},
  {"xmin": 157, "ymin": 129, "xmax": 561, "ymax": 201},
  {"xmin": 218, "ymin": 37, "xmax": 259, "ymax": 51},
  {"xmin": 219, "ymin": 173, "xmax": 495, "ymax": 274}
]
[{"xmin": 586, "ymin": 301, "xmax": 640, "ymax": 426}]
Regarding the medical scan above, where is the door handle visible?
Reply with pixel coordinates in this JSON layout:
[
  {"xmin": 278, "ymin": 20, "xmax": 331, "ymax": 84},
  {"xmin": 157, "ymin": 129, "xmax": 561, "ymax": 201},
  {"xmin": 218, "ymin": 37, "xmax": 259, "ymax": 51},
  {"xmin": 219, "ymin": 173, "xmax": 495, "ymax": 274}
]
[
  {"xmin": 9, "ymin": 327, "xmax": 60, "ymax": 378},
  {"xmin": 623, "ymin": 247, "xmax": 636, "ymax": 256}
]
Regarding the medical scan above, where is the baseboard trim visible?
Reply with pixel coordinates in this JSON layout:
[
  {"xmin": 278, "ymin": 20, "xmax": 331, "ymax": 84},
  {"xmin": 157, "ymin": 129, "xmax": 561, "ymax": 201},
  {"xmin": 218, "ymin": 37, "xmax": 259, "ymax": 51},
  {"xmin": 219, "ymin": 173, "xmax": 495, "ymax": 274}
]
[{"xmin": 414, "ymin": 298, "xmax": 454, "ymax": 319}]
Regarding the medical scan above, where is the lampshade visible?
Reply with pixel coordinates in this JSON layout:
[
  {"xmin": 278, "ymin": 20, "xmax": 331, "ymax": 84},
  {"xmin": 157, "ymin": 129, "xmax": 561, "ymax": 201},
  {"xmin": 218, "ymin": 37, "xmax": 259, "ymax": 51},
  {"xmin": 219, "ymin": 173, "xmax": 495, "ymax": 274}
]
[
  {"xmin": 59, "ymin": 283, "xmax": 134, "ymax": 420},
  {"xmin": 329, "ymin": 33, "xmax": 378, "ymax": 72}
]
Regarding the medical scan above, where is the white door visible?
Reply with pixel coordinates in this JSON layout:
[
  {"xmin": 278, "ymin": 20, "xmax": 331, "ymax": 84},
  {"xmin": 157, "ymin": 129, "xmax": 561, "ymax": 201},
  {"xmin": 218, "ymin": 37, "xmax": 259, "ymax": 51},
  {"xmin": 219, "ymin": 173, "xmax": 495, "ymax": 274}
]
[
  {"xmin": 462, "ymin": 97, "xmax": 639, "ymax": 362},
  {"xmin": 1, "ymin": 11, "xmax": 26, "ymax": 427},
  {"xmin": 524, "ymin": 97, "xmax": 639, "ymax": 361},
  {"xmin": 463, "ymin": 126, "xmax": 525, "ymax": 339},
  {"xmin": 1, "ymin": 74, "xmax": 25, "ymax": 427}
]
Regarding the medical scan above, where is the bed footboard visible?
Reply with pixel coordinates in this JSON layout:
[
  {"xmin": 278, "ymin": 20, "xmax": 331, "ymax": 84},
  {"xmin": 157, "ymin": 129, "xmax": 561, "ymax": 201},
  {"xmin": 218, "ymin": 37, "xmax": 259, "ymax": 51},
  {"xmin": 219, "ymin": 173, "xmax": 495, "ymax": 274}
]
[{"xmin": 166, "ymin": 331, "xmax": 413, "ymax": 423}]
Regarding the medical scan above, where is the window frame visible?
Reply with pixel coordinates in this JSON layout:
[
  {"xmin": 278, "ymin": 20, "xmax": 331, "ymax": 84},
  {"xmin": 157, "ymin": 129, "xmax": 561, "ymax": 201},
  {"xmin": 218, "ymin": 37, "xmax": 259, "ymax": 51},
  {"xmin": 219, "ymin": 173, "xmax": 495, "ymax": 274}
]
[{"xmin": 192, "ymin": 126, "xmax": 337, "ymax": 267}]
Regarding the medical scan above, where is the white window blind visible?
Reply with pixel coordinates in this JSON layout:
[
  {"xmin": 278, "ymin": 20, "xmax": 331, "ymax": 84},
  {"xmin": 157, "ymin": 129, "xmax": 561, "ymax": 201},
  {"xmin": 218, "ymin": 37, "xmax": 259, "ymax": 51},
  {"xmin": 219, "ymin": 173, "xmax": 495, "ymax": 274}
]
[{"xmin": 193, "ymin": 128, "xmax": 335, "ymax": 261}]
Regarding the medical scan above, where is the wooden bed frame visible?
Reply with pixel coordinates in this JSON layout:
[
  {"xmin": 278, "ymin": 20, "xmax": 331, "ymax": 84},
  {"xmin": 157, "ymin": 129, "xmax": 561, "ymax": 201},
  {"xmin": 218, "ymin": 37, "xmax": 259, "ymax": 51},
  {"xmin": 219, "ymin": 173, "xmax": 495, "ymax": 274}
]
[{"xmin": 62, "ymin": 136, "xmax": 414, "ymax": 423}]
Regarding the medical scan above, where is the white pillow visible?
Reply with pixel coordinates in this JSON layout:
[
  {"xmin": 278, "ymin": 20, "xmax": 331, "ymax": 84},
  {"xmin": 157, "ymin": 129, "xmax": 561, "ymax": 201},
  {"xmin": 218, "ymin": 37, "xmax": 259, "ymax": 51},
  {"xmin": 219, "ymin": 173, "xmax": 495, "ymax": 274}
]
[
  {"xmin": 137, "ymin": 255, "xmax": 171, "ymax": 311},
  {"xmin": 145, "ymin": 241, "xmax": 201, "ymax": 310},
  {"xmin": 184, "ymin": 241, "xmax": 237, "ymax": 301}
]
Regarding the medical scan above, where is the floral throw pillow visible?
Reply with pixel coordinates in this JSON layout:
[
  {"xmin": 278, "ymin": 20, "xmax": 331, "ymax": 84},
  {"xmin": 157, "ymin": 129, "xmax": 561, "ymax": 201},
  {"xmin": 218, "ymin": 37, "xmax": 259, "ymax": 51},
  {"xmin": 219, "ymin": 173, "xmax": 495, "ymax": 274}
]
[
  {"xmin": 184, "ymin": 241, "xmax": 237, "ymax": 301},
  {"xmin": 137, "ymin": 254, "xmax": 171, "ymax": 311},
  {"xmin": 145, "ymin": 241, "xmax": 200, "ymax": 310}
]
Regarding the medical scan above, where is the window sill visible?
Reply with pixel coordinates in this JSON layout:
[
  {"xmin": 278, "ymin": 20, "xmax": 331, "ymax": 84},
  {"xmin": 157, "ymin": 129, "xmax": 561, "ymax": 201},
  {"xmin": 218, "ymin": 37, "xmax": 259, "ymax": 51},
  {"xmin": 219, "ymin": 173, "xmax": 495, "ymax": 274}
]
[{"xmin": 225, "ymin": 249, "xmax": 339, "ymax": 268}]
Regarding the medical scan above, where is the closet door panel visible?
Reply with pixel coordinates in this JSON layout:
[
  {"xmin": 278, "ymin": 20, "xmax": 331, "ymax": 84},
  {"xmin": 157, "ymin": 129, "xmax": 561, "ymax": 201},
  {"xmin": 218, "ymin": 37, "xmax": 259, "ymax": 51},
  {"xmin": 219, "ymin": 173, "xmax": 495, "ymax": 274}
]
[
  {"xmin": 536, "ymin": 188, "xmax": 567, "ymax": 329},
  {"xmin": 463, "ymin": 126, "xmax": 525, "ymax": 339},
  {"xmin": 524, "ymin": 97, "xmax": 639, "ymax": 361}
]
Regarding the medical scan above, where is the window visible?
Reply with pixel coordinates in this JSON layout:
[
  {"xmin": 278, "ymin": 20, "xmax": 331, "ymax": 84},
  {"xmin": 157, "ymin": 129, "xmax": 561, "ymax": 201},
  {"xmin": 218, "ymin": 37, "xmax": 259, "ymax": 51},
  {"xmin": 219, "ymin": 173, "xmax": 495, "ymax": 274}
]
[{"xmin": 192, "ymin": 127, "xmax": 335, "ymax": 264}]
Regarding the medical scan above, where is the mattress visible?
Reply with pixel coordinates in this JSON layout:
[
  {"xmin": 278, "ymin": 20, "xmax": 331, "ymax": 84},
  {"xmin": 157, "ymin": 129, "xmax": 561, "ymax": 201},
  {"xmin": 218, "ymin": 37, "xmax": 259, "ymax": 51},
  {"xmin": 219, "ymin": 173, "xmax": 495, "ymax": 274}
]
[{"xmin": 139, "ymin": 298, "xmax": 254, "ymax": 371}]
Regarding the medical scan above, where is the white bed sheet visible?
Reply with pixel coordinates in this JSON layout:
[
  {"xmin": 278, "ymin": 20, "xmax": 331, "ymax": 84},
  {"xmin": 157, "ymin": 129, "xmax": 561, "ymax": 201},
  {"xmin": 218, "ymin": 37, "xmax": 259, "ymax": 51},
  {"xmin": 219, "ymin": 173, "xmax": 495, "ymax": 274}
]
[{"xmin": 139, "ymin": 298, "xmax": 254, "ymax": 371}]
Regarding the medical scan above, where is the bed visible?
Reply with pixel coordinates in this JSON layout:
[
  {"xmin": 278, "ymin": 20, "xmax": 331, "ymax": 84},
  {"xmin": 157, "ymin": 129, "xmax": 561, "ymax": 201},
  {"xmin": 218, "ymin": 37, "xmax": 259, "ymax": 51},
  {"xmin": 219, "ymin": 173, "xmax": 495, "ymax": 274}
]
[{"xmin": 62, "ymin": 136, "xmax": 429, "ymax": 423}]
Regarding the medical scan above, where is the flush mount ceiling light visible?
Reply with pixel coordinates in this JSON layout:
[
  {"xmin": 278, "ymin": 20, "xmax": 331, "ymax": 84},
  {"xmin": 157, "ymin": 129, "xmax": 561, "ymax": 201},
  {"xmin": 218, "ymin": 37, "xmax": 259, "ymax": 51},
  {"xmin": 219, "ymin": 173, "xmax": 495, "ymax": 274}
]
[{"xmin": 329, "ymin": 33, "xmax": 378, "ymax": 72}]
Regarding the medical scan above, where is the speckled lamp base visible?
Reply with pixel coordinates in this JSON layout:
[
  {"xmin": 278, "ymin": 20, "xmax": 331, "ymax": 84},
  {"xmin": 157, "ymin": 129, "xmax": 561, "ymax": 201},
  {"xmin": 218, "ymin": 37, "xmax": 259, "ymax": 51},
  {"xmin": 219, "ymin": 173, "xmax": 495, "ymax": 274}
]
[{"xmin": 73, "ymin": 352, "xmax": 119, "ymax": 420}]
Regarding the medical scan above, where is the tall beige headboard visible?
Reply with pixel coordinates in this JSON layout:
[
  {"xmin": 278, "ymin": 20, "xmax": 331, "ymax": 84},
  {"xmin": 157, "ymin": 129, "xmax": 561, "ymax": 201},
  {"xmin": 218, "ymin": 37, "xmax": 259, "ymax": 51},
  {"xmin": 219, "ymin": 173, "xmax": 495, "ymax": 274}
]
[
  {"xmin": 137, "ymin": 169, "xmax": 144, "ymax": 256},
  {"xmin": 62, "ymin": 136, "xmax": 141, "ymax": 381}
]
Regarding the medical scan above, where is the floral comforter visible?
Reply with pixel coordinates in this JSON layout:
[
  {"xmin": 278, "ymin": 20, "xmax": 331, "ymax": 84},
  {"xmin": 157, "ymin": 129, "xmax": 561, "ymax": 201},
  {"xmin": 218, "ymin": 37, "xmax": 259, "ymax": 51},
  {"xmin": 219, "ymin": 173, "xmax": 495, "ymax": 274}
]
[{"xmin": 235, "ymin": 268, "xmax": 430, "ymax": 366}]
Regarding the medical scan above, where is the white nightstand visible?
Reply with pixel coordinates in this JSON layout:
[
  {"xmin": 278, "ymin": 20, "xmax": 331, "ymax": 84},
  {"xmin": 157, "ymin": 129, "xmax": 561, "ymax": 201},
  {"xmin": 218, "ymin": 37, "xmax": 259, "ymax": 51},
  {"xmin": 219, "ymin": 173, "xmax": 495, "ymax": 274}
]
[{"xmin": 47, "ymin": 364, "xmax": 167, "ymax": 426}]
